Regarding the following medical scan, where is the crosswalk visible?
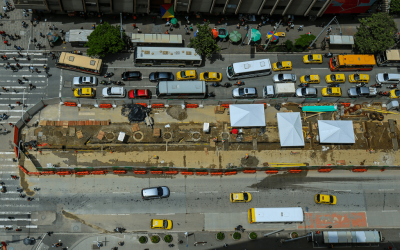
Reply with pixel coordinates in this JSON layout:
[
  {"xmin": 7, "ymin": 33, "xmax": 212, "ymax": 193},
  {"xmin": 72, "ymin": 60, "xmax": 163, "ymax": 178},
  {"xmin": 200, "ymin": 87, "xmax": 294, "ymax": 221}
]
[
  {"xmin": 0, "ymin": 151, "xmax": 39, "ymax": 229},
  {"xmin": 0, "ymin": 51, "xmax": 49, "ymax": 124}
]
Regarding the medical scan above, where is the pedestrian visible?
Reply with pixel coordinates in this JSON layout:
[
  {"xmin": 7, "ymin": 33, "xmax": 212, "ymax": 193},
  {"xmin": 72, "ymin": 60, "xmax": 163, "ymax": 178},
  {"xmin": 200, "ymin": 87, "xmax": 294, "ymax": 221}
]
[
  {"xmin": 137, "ymin": 28, "xmax": 140, "ymax": 33},
  {"xmin": 307, "ymin": 32, "xmax": 312, "ymax": 36},
  {"xmin": 16, "ymin": 63, "xmax": 20, "ymax": 68},
  {"xmin": 16, "ymin": 101, "xmax": 21, "ymax": 105},
  {"xmin": 2, "ymin": 55, "xmax": 6, "ymax": 60},
  {"xmin": 3, "ymin": 40, "xmax": 7, "ymax": 45},
  {"xmin": 245, "ymin": 153, "xmax": 249, "ymax": 159},
  {"xmin": 132, "ymin": 23, "xmax": 136, "ymax": 29},
  {"xmin": 17, "ymin": 52, "xmax": 22, "ymax": 57},
  {"xmin": 13, "ymin": 89, "xmax": 17, "ymax": 93},
  {"xmin": 17, "ymin": 79, "xmax": 22, "ymax": 84},
  {"xmin": 51, "ymin": 54, "xmax": 56, "ymax": 60},
  {"xmin": 2, "ymin": 6, "xmax": 6, "ymax": 12},
  {"xmin": 165, "ymin": 30, "xmax": 169, "ymax": 34},
  {"xmin": 224, "ymin": 243, "xmax": 228, "ymax": 247},
  {"xmin": 3, "ymin": 64, "xmax": 6, "ymax": 69},
  {"xmin": 30, "ymin": 20, "xmax": 33, "ymax": 26},
  {"xmin": 33, "ymin": 38, "xmax": 37, "ymax": 43},
  {"xmin": 189, "ymin": 25, "xmax": 193, "ymax": 31},
  {"xmin": 52, "ymin": 24, "xmax": 55, "ymax": 30},
  {"xmin": 2, "ymin": 87, "xmax": 7, "ymax": 92},
  {"xmin": 29, "ymin": 66, "xmax": 34, "ymax": 73},
  {"xmin": 8, "ymin": 123, "xmax": 14, "ymax": 127},
  {"xmin": 29, "ymin": 84, "xmax": 35, "ymax": 90},
  {"xmin": 92, "ymin": 24, "xmax": 95, "ymax": 29},
  {"xmin": 169, "ymin": 24, "xmax": 173, "ymax": 31},
  {"xmin": 23, "ymin": 77, "xmax": 27, "ymax": 81},
  {"xmin": 39, "ymin": 32, "xmax": 43, "ymax": 37},
  {"xmin": 12, "ymin": 56, "xmax": 16, "ymax": 61},
  {"xmin": 35, "ymin": 68, "xmax": 39, "ymax": 73}
]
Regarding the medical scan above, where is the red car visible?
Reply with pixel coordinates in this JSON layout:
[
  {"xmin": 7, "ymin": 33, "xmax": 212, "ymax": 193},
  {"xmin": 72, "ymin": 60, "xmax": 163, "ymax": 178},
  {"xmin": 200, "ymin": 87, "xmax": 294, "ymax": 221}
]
[{"xmin": 128, "ymin": 89, "xmax": 151, "ymax": 99}]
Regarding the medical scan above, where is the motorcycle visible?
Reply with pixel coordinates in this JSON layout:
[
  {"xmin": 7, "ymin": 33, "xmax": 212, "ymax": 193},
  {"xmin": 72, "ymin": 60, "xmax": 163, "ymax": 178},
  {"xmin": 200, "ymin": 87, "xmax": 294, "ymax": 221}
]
[
  {"xmin": 104, "ymin": 72, "xmax": 114, "ymax": 78},
  {"xmin": 114, "ymin": 81, "xmax": 125, "ymax": 86},
  {"xmin": 387, "ymin": 84, "xmax": 397, "ymax": 89},
  {"xmin": 299, "ymin": 83, "xmax": 308, "ymax": 88},
  {"xmin": 1, "ymin": 186, "xmax": 6, "ymax": 193},
  {"xmin": 234, "ymin": 80, "xmax": 245, "ymax": 86},
  {"xmin": 208, "ymin": 92, "xmax": 215, "ymax": 97},
  {"xmin": 211, "ymin": 82, "xmax": 221, "ymax": 87},
  {"xmin": 222, "ymin": 82, "xmax": 232, "ymax": 88},
  {"xmin": 324, "ymin": 52, "xmax": 333, "ymax": 58},
  {"xmin": 371, "ymin": 83, "xmax": 382, "ymax": 88},
  {"xmin": 0, "ymin": 113, "xmax": 8, "ymax": 121},
  {"xmin": 378, "ymin": 91, "xmax": 390, "ymax": 96},
  {"xmin": 356, "ymin": 82, "xmax": 367, "ymax": 87},
  {"xmin": 100, "ymin": 80, "xmax": 111, "ymax": 85}
]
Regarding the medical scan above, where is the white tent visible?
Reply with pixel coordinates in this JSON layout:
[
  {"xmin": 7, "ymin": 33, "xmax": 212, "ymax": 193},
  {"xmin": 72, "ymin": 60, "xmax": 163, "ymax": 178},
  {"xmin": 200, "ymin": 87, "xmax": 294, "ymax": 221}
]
[
  {"xmin": 318, "ymin": 120, "xmax": 355, "ymax": 144},
  {"xmin": 277, "ymin": 112, "xmax": 305, "ymax": 147},
  {"xmin": 230, "ymin": 104, "xmax": 266, "ymax": 127}
]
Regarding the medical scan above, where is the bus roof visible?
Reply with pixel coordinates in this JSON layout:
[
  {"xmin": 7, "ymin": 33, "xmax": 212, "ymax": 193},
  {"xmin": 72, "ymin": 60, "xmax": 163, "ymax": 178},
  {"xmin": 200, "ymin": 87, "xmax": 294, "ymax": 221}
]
[
  {"xmin": 136, "ymin": 47, "xmax": 201, "ymax": 61},
  {"xmin": 253, "ymin": 207, "xmax": 303, "ymax": 223},
  {"xmin": 131, "ymin": 34, "xmax": 182, "ymax": 44},
  {"xmin": 232, "ymin": 59, "xmax": 271, "ymax": 74},
  {"xmin": 338, "ymin": 55, "xmax": 376, "ymax": 66},
  {"xmin": 66, "ymin": 29, "xmax": 93, "ymax": 42},
  {"xmin": 58, "ymin": 52, "xmax": 102, "ymax": 71},
  {"xmin": 386, "ymin": 49, "xmax": 400, "ymax": 60},
  {"xmin": 158, "ymin": 81, "xmax": 206, "ymax": 94},
  {"xmin": 322, "ymin": 231, "xmax": 381, "ymax": 243}
]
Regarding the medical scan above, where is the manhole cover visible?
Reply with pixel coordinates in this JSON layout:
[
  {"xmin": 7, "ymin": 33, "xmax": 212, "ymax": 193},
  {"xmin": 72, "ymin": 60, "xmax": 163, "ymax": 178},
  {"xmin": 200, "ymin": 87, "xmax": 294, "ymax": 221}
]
[
  {"xmin": 221, "ymin": 132, "xmax": 229, "ymax": 140},
  {"xmin": 192, "ymin": 132, "xmax": 201, "ymax": 140},
  {"xmin": 134, "ymin": 132, "xmax": 143, "ymax": 140},
  {"xmin": 73, "ymin": 225, "xmax": 80, "ymax": 231},
  {"xmin": 106, "ymin": 133, "xmax": 114, "ymax": 140},
  {"xmin": 163, "ymin": 132, "xmax": 172, "ymax": 140},
  {"xmin": 8, "ymin": 247, "xmax": 14, "ymax": 250},
  {"xmin": 41, "ymin": 215, "xmax": 46, "ymax": 220}
]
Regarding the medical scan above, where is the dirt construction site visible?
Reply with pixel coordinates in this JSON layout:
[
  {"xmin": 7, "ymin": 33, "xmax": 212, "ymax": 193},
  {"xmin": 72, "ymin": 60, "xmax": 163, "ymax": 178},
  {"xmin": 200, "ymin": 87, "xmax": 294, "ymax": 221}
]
[{"xmin": 18, "ymin": 102, "xmax": 400, "ymax": 172}]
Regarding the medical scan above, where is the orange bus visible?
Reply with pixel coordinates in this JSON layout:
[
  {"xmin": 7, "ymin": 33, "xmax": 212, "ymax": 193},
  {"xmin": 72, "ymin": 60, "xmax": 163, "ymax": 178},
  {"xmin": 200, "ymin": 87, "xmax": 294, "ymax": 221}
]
[{"xmin": 329, "ymin": 54, "xmax": 375, "ymax": 72}]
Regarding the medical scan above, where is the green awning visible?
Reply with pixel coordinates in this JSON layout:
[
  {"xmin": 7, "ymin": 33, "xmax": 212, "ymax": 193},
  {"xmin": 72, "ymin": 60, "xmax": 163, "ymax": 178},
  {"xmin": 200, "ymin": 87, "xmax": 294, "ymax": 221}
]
[{"xmin": 302, "ymin": 106, "xmax": 337, "ymax": 112}]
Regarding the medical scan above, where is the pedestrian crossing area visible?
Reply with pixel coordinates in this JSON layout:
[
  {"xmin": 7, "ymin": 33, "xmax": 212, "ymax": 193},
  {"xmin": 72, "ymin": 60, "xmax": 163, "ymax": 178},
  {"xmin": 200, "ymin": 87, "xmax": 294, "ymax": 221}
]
[
  {"xmin": 0, "ymin": 51, "xmax": 49, "ymax": 125},
  {"xmin": 0, "ymin": 151, "xmax": 40, "ymax": 229}
]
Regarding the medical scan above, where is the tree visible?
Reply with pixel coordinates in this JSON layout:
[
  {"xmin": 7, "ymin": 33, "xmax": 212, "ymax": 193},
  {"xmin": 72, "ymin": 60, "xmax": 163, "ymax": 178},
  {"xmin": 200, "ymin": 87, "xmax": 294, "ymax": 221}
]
[
  {"xmin": 295, "ymin": 34, "xmax": 316, "ymax": 49},
  {"xmin": 390, "ymin": 0, "xmax": 400, "ymax": 14},
  {"xmin": 354, "ymin": 13, "xmax": 397, "ymax": 54},
  {"xmin": 85, "ymin": 22, "xmax": 125, "ymax": 57},
  {"xmin": 188, "ymin": 22, "xmax": 221, "ymax": 58}
]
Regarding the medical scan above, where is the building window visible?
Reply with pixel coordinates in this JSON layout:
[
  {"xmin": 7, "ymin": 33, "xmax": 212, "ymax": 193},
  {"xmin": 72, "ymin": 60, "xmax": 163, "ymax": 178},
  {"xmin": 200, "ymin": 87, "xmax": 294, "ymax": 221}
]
[
  {"xmin": 275, "ymin": 6, "xmax": 285, "ymax": 10},
  {"xmin": 263, "ymin": 5, "xmax": 273, "ymax": 9},
  {"xmin": 214, "ymin": 4, "xmax": 225, "ymax": 8},
  {"xmin": 99, "ymin": 3, "xmax": 111, "ymax": 7},
  {"xmin": 227, "ymin": 4, "xmax": 237, "ymax": 8},
  {"xmin": 311, "ymin": 7, "xmax": 320, "ymax": 11},
  {"xmin": 85, "ymin": 2, "xmax": 96, "ymax": 6},
  {"xmin": 138, "ymin": 4, "xmax": 148, "ymax": 8}
]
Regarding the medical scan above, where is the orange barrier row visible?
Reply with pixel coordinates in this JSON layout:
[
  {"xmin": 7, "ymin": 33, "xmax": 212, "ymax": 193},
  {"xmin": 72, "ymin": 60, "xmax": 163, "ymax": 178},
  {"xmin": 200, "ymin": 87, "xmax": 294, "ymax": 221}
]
[
  {"xmin": 265, "ymin": 170, "xmax": 279, "ymax": 174},
  {"xmin": 340, "ymin": 102, "xmax": 351, "ymax": 108},
  {"xmin": 151, "ymin": 104, "xmax": 164, "ymax": 108},
  {"xmin": 76, "ymin": 171, "xmax": 90, "ymax": 175},
  {"xmin": 288, "ymin": 170, "xmax": 302, "ymax": 173},
  {"xmin": 164, "ymin": 171, "xmax": 178, "ymax": 175},
  {"xmin": 64, "ymin": 102, "xmax": 77, "ymax": 107},
  {"xmin": 40, "ymin": 171, "xmax": 55, "ymax": 175},
  {"xmin": 181, "ymin": 172, "xmax": 194, "ymax": 175},
  {"xmin": 14, "ymin": 126, "xmax": 18, "ymax": 158},
  {"xmin": 318, "ymin": 169, "xmax": 332, "ymax": 173},
  {"xmin": 352, "ymin": 168, "xmax": 367, "ymax": 172},
  {"xmin": 196, "ymin": 172, "xmax": 208, "ymax": 175},
  {"xmin": 29, "ymin": 172, "xmax": 41, "ymax": 175},
  {"xmin": 186, "ymin": 104, "xmax": 198, "ymax": 108},
  {"xmin": 19, "ymin": 165, "xmax": 29, "ymax": 174},
  {"xmin": 211, "ymin": 172, "xmax": 223, "ymax": 176},
  {"xmin": 136, "ymin": 103, "xmax": 148, "ymax": 107},
  {"xmin": 113, "ymin": 170, "xmax": 127, "ymax": 174},
  {"xmin": 224, "ymin": 171, "xmax": 237, "ymax": 175},
  {"xmin": 56, "ymin": 171, "xmax": 71, "ymax": 175},
  {"xmin": 91, "ymin": 171, "xmax": 107, "ymax": 175},
  {"xmin": 151, "ymin": 171, "xmax": 163, "ymax": 174},
  {"xmin": 221, "ymin": 104, "xmax": 230, "ymax": 108},
  {"xmin": 99, "ymin": 104, "xmax": 112, "ymax": 108},
  {"xmin": 243, "ymin": 170, "xmax": 256, "ymax": 174},
  {"xmin": 134, "ymin": 170, "xmax": 147, "ymax": 174}
]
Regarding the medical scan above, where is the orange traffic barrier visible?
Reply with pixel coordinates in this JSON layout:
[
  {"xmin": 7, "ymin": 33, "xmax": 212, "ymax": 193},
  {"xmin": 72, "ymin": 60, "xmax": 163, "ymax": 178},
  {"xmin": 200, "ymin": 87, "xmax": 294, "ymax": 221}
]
[
  {"xmin": 113, "ymin": 170, "xmax": 127, "ymax": 174},
  {"xmin": 19, "ymin": 166, "xmax": 29, "ymax": 174},
  {"xmin": 265, "ymin": 170, "xmax": 278, "ymax": 174},
  {"xmin": 288, "ymin": 169, "xmax": 302, "ymax": 173},
  {"xmin": 164, "ymin": 171, "xmax": 178, "ymax": 175},
  {"xmin": 134, "ymin": 170, "xmax": 147, "ymax": 174},
  {"xmin": 76, "ymin": 171, "xmax": 90, "ymax": 175},
  {"xmin": 352, "ymin": 168, "xmax": 367, "ymax": 172},
  {"xmin": 243, "ymin": 170, "xmax": 256, "ymax": 174},
  {"xmin": 151, "ymin": 171, "xmax": 163, "ymax": 174},
  {"xmin": 151, "ymin": 104, "xmax": 165, "ymax": 108},
  {"xmin": 186, "ymin": 104, "xmax": 198, "ymax": 108},
  {"xmin": 99, "ymin": 104, "xmax": 112, "ymax": 108},
  {"xmin": 221, "ymin": 104, "xmax": 230, "ymax": 108},
  {"xmin": 56, "ymin": 171, "xmax": 71, "ymax": 175},
  {"xmin": 64, "ymin": 102, "xmax": 77, "ymax": 107},
  {"xmin": 224, "ymin": 171, "xmax": 237, "ymax": 175},
  {"xmin": 318, "ymin": 168, "xmax": 332, "ymax": 173},
  {"xmin": 211, "ymin": 172, "xmax": 223, "ymax": 176},
  {"xmin": 181, "ymin": 172, "xmax": 194, "ymax": 175},
  {"xmin": 196, "ymin": 172, "xmax": 208, "ymax": 175},
  {"xmin": 136, "ymin": 103, "xmax": 147, "ymax": 107},
  {"xmin": 340, "ymin": 102, "xmax": 351, "ymax": 108},
  {"xmin": 91, "ymin": 170, "xmax": 107, "ymax": 175},
  {"xmin": 40, "ymin": 171, "xmax": 55, "ymax": 175},
  {"xmin": 29, "ymin": 172, "xmax": 41, "ymax": 176}
]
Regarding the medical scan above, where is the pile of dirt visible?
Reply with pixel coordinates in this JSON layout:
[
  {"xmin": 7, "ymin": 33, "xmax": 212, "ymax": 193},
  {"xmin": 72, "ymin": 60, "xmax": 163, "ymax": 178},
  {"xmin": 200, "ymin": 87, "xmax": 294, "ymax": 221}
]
[
  {"xmin": 166, "ymin": 106, "xmax": 188, "ymax": 121},
  {"xmin": 121, "ymin": 104, "xmax": 151, "ymax": 122}
]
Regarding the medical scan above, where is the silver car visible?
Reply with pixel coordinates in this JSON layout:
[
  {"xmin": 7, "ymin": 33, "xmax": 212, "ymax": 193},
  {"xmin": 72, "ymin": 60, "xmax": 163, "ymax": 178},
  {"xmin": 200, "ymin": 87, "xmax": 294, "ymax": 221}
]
[
  {"xmin": 376, "ymin": 73, "xmax": 400, "ymax": 84},
  {"xmin": 273, "ymin": 73, "xmax": 296, "ymax": 83},
  {"xmin": 232, "ymin": 87, "xmax": 258, "ymax": 98},
  {"xmin": 73, "ymin": 76, "xmax": 98, "ymax": 86},
  {"xmin": 296, "ymin": 87, "xmax": 317, "ymax": 97},
  {"xmin": 141, "ymin": 186, "xmax": 170, "ymax": 200},
  {"xmin": 102, "ymin": 87, "xmax": 126, "ymax": 98}
]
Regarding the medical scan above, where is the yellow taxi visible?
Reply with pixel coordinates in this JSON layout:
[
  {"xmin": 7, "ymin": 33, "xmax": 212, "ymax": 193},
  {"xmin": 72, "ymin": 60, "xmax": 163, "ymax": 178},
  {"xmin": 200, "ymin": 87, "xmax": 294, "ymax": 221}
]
[
  {"xmin": 322, "ymin": 87, "xmax": 341, "ymax": 97},
  {"xmin": 73, "ymin": 87, "xmax": 95, "ymax": 98},
  {"xmin": 315, "ymin": 194, "xmax": 337, "ymax": 205},
  {"xmin": 349, "ymin": 73, "xmax": 369, "ymax": 83},
  {"xmin": 390, "ymin": 89, "xmax": 400, "ymax": 99},
  {"xmin": 150, "ymin": 219, "xmax": 173, "ymax": 230},
  {"xmin": 300, "ymin": 75, "xmax": 320, "ymax": 84},
  {"xmin": 325, "ymin": 74, "xmax": 345, "ymax": 83},
  {"xmin": 230, "ymin": 192, "xmax": 252, "ymax": 203},
  {"xmin": 303, "ymin": 54, "xmax": 323, "ymax": 64},
  {"xmin": 199, "ymin": 72, "xmax": 222, "ymax": 82},
  {"xmin": 177, "ymin": 70, "xmax": 197, "ymax": 80},
  {"xmin": 272, "ymin": 61, "xmax": 292, "ymax": 71}
]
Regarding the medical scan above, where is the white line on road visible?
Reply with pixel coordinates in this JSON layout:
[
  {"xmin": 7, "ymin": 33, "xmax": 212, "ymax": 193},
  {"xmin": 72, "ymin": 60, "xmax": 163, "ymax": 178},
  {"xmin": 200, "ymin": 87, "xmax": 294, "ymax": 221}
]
[
  {"xmin": 0, "ymin": 152, "xmax": 15, "ymax": 154},
  {"xmin": 199, "ymin": 191, "xmax": 218, "ymax": 193},
  {"xmin": 0, "ymin": 218, "xmax": 32, "ymax": 221},
  {"xmin": 112, "ymin": 192, "xmax": 130, "ymax": 193},
  {"xmin": 142, "ymin": 86, "xmax": 157, "ymax": 88},
  {"xmin": 0, "ymin": 205, "xmax": 38, "ymax": 207},
  {"xmin": 311, "ymin": 68, "xmax": 326, "ymax": 69},
  {"xmin": 334, "ymin": 190, "xmax": 351, "ymax": 192},
  {"xmin": 245, "ymin": 191, "xmax": 259, "ymax": 192},
  {"xmin": 26, "ymin": 225, "xmax": 38, "ymax": 228},
  {"xmin": 379, "ymin": 189, "xmax": 395, "ymax": 191},
  {"xmin": 382, "ymin": 210, "xmax": 398, "ymax": 212},
  {"xmin": 0, "ymin": 212, "xmax": 31, "ymax": 214},
  {"xmin": 156, "ymin": 213, "xmax": 175, "ymax": 215},
  {"xmin": 0, "ymin": 171, "xmax": 17, "ymax": 173}
]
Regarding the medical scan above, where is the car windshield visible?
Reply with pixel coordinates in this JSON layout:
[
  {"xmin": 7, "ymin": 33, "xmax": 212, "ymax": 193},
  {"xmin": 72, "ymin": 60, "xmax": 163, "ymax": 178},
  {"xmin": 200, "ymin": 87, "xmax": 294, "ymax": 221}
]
[
  {"xmin": 278, "ymin": 74, "xmax": 283, "ymax": 80},
  {"xmin": 276, "ymin": 62, "xmax": 282, "ymax": 68},
  {"xmin": 243, "ymin": 193, "xmax": 248, "ymax": 200},
  {"xmin": 163, "ymin": 220, "xmax": 168, "ymax": 228},
  {"xmin": 383, "ymin": 73, "xmax": 389, "ymax": 81},
  {"xmin": 327, "ymin": 88, "xmax": 332, "ymax": 94},
  {"xmin": 302, "ymin": 88, "xmax": 307, "ymax": 95},
  {"xmin": 216, "ymin": 73, "xmax": 220, "ymax": 78},
  {"xmin": 305, "ymin": 75, "xmax": 311, "ymax": 81},
  {"xmin": 157, "ymin": 187, "xmax": 163, "ymax": 196},
  {"xmin": 181, "ymin": 71, "xmax": 186, "ymax": 77},
  {"xmin": 329, "ymin": 195, "xmax": 334, "ymax": 203},
  {"xmin": 316, "ymin": 194, "xmax": 320, "ymax": 202},
  {"xmin": 78, "ymin": 89, "xmax": 82, "ymax": 95},
  {"xmin": 155, "ymin": 73, "xmax": 159, "ymax": 78},
  {"xmin": 396, "ymin": 90, "xmax": 400, "ymax": 96},
  {"xmin": 356, "ymin": 88, "xmax": 361, "ymax": 95},
  {"xmin": 238, "ymin": 88, "xmax": 245, "ymax": 95},
  {"xmin": 204, "ymin": 72, "xmax": 209, "ymax": 79},
  {"xmin": 308, "ymin": 55, "xmax": 313, "ymax": 61},
  {"xmin": 331, "ymin": 75, "xmax": 336, "ymax": 81},
  {"xmin": 78, "ymin": 77, "xmax": 83, "ymax": 83},
  {"xmin": 107, "ymin": 88, "xmax": 112, "ymax": 95},
  {"xmin": 354, "ymin": 74, "xmax": 360, "ymax": 80}
]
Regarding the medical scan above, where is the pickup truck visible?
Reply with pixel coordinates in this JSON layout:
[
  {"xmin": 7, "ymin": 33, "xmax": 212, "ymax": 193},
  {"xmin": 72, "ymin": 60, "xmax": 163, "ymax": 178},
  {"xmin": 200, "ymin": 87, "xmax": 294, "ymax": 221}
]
[{"xmin": 347, "ymin": 87, "xmax": 377, "ymax": 98}]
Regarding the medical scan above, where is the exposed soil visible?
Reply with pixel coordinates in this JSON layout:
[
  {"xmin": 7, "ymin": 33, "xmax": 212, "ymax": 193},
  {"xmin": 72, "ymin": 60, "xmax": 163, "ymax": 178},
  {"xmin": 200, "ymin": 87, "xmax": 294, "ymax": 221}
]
[{"xmin": 166, "ymin": 106, "xmax": 188, "ymax": 121}]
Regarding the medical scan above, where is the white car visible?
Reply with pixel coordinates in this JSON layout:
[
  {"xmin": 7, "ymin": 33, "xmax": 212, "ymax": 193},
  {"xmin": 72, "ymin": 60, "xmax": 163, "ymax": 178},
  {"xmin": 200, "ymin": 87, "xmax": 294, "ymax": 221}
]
[
  {"xmin": 102, "ymin": 87, "xmax": 126, "ymax": 98},
  {"xmin": 73, "ymin": 76, "xmax": 98, "ymax": 86},
  {"xmin": 376, "ymin": 73, "xmax": 400, "ymax": 84}
]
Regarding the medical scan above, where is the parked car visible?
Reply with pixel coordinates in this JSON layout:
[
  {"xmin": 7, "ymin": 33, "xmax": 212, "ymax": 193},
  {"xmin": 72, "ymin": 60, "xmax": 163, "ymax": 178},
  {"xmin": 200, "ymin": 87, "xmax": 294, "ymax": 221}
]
[
  {"xmin": 232, "ymin": 87, "xmax": 258, "ymax": 98},
  {"xmin": 150, "ymin": 219, "xmax": 173, "ymax": 230},
  {"xmin": 348, "ymin": 87, "xmax": 377, "ymax": 97},
  {"xmin": 149, "ymin": 72, "xmax": 174, "ymax": 82},
  {"xmin": 325, "ymin": 74, "xmax": 345, "ymax": 83},
  {"xmin": 73, "ymin": 76, "xmax": 98, "ymax": 86},
  {"xmin": 296, "ymin": 87, "xmax": 317, "ymax": 97},
  {"xmin": 272, "ymin": 73, "xmax": 296, "ymax": 83},
  {"xmin": 322, "ymin": 87, "xmax": 341, "ymax": 97},
  {"xmin": 199, "ymin": 72, "xmax": 222, "ymax": 82},
  {"xmin": 376, "ymin": 73, "xmax": 400, "ymax": 84},
  {"xmin": 73, "ymin": 87, "xmax": 95, "ymax": 98},
  {"xmin": 121, "ymin": 71, "xmax": 142, "ymax": 81},
  {"xmin": 315, "ymin": 194, "xmax": 337, "ymax": 205},
  {"xmin": 142, "ymin": 186, "xmax": 170, "ymax": 200},
  {"xmin": 349, "ymin": 73, "xmax": 369, "ymax": 83},
  {"xmin": 300, "ymin": 74, "xmax": 320, "ymax": 84},
  {"xmin": 272, "ymin": 61, "xmax": 292, "ymax": 71},
  {"xmin": 303, "ymin": 54, "xmax": 322, "ymax": 64},
  {"xmin": 128, "ymin": 89, "xmax": 151, "ymax": 99},
  {"xmin": 177, "ymin": 70, "xmax": 197, "ymax": 80},
  {"xmin": 102, "ymin": 87, "xmax": 126, "ymax": 98},
  {"xmin": 230, "ymin": 192, "xmax": 252, "ymax": 203}
]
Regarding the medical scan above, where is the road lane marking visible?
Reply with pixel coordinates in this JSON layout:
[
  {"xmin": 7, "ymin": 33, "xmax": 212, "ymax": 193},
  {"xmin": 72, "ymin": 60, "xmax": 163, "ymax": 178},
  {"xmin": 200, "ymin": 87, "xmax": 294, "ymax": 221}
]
[
  {"xmin": 142, "ymin": 86, "xmax": 157, "ymax": 87},
  {"xmin": 245, "ymin": 191, "xmax": 259, "ymax": 192},
  {"xmin": 0, "ymin": 152, "xmax": 14, "ymax": 154},
  {"xmin": 0, "ymin": 212, "xmax": 31, "ymax": 214},
  {"xmin": 311, "ymin": 68, "xmax": 326, "ymax": 69},
  {"xmin": 199, "ymin": 191, "xmax": 218, "ymax": 193},
  {"xmin": 113, "ymin": 192, "xmax": 130, "ymax": 193},
  {"xmin": 379, "ymin": 189, "xmax": 394, "ymax": 191},
  {"xmin": 382, "ymin": 210, "xmax": 397, "ymax": 212},
  {"xmin": 156, "ymin": 213, "xmax": 175, "ymax": 215},
  {"xmin": 334, "ymin": 190, "xmax": 351, "ymax": 192},
  {"xmin": 0, "ymin": 218, "xmax": 32, "ymax": 221},
  {"xmin": 26, "ymin": 225, "xmax": 38, "ymax": 228}
]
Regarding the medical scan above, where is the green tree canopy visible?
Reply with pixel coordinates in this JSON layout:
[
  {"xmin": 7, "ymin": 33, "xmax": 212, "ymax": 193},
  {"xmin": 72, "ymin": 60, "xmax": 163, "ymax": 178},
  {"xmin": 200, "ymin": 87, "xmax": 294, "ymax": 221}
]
[
  {"xmin": 85, "ymin": 22, "xmax": 125, "ymax": 57},
  {"xmin": 390, "ymin": 0, "xmax": 400, "ymax": 14},
  {"xmin": 188, "ymin": 22, "xmax": 221, "ymax": 58},
  {"xmin": 354, "ymin": 13, "xmax": 397, "ymax": 54},
  {"xmin": 295, "ymin": 34, "xmax": 316, "ymax": 48}
]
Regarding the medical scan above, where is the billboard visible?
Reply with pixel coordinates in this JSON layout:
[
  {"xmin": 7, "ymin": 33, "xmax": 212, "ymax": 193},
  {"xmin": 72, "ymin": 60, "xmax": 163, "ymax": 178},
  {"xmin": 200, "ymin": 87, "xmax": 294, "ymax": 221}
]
[{"xmin": 324, "ymin": 0, "xmax": 377, "ymax": 14}]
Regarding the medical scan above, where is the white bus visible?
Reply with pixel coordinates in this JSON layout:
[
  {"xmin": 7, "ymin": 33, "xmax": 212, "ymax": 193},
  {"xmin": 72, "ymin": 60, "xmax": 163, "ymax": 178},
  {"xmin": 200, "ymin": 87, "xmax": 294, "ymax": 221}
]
[
  {"xmin": 226, "ymin": 59, "xmax": 272, "ymax": 80},
  {"xmin": 134, "ymin": 47, "xmax": 202, "ymax": 67},
  {"xmin": 248, "ymin": 207, "xmax": 303, "ymax": 223},
  {"xmin": 311, "ymin": 231, "xmax": 383, "ymax": 244},
  {"xmin": 156, "ymin": 81, "xmax": 206, "ymax": 99}
]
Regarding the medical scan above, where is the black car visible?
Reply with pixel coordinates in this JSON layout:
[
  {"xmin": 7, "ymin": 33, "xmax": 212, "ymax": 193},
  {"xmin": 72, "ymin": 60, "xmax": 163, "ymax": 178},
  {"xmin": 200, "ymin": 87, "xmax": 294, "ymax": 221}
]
[
  {"xmin": 149, "ymin": 72, "xmax": 174, "ymax": 82},
  {"xmin": 121, "ymin": 71, "xmax": 142, "ymax": 81}
]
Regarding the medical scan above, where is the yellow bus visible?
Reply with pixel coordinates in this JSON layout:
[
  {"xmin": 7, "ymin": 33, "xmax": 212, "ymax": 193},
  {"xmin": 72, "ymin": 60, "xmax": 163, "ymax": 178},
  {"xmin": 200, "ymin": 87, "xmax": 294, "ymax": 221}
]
[
  {"xmin": 56, "ymin": 52, "xmax": 103, "ymax": 75},
  {"xmin": 329, "ymin": 54, "xmax": 375, "ymax": 72}
]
